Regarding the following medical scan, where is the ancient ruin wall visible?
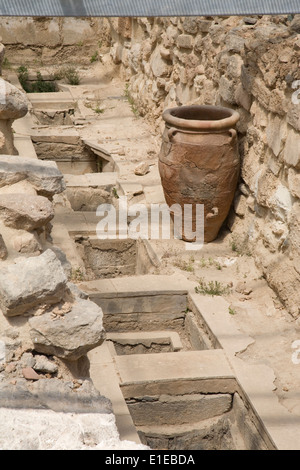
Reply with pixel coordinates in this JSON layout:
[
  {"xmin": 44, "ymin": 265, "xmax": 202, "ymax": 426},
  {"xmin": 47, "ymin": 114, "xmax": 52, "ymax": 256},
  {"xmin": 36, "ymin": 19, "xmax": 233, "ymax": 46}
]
[
  {"xmin": 108, "ymin": 16, "xmax": 300, "ymax": 318},
  {"xmin": 0, "ymin": 16, "xmax": 111, "ymax": 65}
]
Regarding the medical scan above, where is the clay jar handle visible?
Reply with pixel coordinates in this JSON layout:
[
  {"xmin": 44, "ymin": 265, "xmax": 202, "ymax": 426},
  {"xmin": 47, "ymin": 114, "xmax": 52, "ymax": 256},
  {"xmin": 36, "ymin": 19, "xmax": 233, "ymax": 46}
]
[
  {"xmin": 206, "ymin": 207, "xmax": 219, "ymax": 219},
  {"xmin": 167, "ymin": 127, "xmax": 178, "ymax": 142},
  {"xmin": 229, "ymin": 128, "xmax": 237, "ymax": 141}
]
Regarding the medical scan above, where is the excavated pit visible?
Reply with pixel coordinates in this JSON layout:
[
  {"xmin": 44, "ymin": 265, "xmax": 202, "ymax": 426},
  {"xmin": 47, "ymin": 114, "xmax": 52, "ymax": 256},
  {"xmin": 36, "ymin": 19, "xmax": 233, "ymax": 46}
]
[
  {"xmin": 33, "ymin": 108, "xmax": 75, "ymax": 126},
  {"xmin": 31, "ymin": 139, "xmax": 104, "ymax": 175}
]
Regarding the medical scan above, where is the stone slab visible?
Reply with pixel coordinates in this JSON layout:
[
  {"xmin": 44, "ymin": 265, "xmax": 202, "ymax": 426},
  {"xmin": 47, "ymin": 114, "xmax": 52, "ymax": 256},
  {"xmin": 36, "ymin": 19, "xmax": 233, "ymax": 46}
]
[
  {"xmin": 79, "ymin": 274, "xmax": 193, "ymax": 299},
  {"xmin": 30, "ymin": 126, "xmax": 80, "ymax": 144},
  {"xmin": 64, "ymin": 172, "xmax": 117, "ymax": 188},
  {"xmin": 116, "ymin": 349, "xmax": 234, "ymax": 386},
  {"xmin": 27, "ymin": 91, "xmax": 75, "ymax": 110}
]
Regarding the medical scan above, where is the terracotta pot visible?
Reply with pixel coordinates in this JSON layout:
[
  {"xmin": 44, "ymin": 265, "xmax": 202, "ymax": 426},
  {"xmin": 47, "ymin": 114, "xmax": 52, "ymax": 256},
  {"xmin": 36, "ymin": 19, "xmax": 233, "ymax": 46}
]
[{"xmin": 158, "ymin": 105, "xmax": 240, "ymax": 243}]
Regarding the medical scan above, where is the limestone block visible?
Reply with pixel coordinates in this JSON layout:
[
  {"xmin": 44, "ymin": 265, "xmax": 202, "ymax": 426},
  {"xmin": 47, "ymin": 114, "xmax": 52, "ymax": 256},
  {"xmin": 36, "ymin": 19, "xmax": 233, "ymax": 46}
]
[
  {"xmin": 182, "ymin": 18, "xmax": 198, "ymax": 35},
  {"xmin": 128, "ymin": 43, "xmax": 141, "ymax": 73},
  {"xmin": 284, "ymin": 128, "xmax": 300, "ymax": 169},
  {"xmin": 225, "ymin": 33, "xmax": 245, "ymax": 53},
  {"xmin": 234, "ymin": 194, "xmax": 248, "ymax": 217},
  {"xmin": 241, "ymin": 65, "xmax": 254, "ymax": 94},
  {"xmin": 62, "ymin": 18, "xmax": 95, "ymax": 46},
  {"xmin": 12, "ymin": 231, "xmax": 42, "ymax": 254},
  {"xmin": 288, "ymin": 168, "xmax": 300, "ymax": 199},
  {"xmin": 0, "ymin": 249, "xmax": 67, "ymax": 316},
  {"xmin": 270, "ymin": 183, "xmax": 294, "ymax": 221},
  {"xmin": 0, "ymin": 17, "xmax": 60, "ymax": 47},
  {"xmin": 287, "ymin": 103, "xmax": 300, "ymax": 132},
  {"xmin": 150, "ymin": 48, "xmax": 171, "ymax": 78},
  {"xmin": 0, "ymin": 194, "xmax": 54, "ymax": 231},
  {"xmin": 0, "ymin": 155, "xmax": 66, "ymax": 196},
  {"xmin": 289, "ymin": 202, "xmax": 300, "ymax": 255},
  {"xmin": 290, "ymin": 15, "xmax": 300, "ymax": 33},
  {"xmin": 116, "ymin": 17, "xmax": 132, "ymax": 39},
  {"xmin": 0, "ymin": 180, "xmax": 37, "ymax": 196},
  {"xmin": 252, "ymin": 78, "xmax": 287, "ymax": 115},
  {"xmin": 219, "ymin": 76, "xmax": 237, "ymax": 105},
  {"xmin": 176, "ymin": 34, "xmax": 193, "ymax": 50},
  {"xmin": 33, "ymin": 355, "xmax": 58, "ymax": 375},
  {"xmin": 250, "ymin": 101, "xmax": 268, "ymax": 128},
  {"xmin": 227, "ymin": 55, "xmax": 244, "ymax": 79},
  {"xmin": 234, "ymin": 84, "xmax": 252, "ymax": 111},
  {"xmin": 0, "ymin": 78, "xmax": 28, "ymax": 120},
  {"xmin": 197, "ymin": 19, "xmax": 212, "ymax": 33},
  {"xmin": 266, "ymin": 115, "xmax": 287, "ymax": 157},
  {"xmin": 266, "ymin": 258, "xmax": 300, "ymax": 318},
  {"xmin": 256, "ymin": 169, "xmax": 278, "ymax": 208},
  {"xmin": 110, "ymin": 43, "xmax": 123, "ymax": 64},
  {"xmin": 29, "ymin": 297, "xmax": 106, "ymax": 361}
]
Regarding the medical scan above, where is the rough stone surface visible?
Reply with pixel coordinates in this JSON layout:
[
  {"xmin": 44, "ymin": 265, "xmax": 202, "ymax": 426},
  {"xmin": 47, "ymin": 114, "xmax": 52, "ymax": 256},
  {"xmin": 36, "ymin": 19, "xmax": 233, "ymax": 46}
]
[
  {"xmin": 0, "ymin": 78, "xmax": 28, "ymax": 120},
  {"xmin": 134, "ymin": 161, "xmax": 150, "ymax": 176},
  {"xmin": 0, "ymin": 155, "xmax": 66, "ymax": 196},
  {"xmin": 33, "ymin": 355, "xmax": 58, "ymax": 375},
  {"xmin": 0, "ymin": 193, "xmax": 54, "ymax": 231},
  {"xmin": 12, "ymin": 231, "xmax": 42, "ymax": 254},
  {"xmin": 0, "ymin": 249, "xmax": 67, "ymax": 316},
  {"xmin": 0, "ymin": 407, "xmax": 147, "ymax": 450},
  {"xmin": 0, "ymin": 375, "xmax": 112, "ymax": 413},
  {"xmin": 29, "ymin": 298, "xmax": 106, "ymax": 360}
]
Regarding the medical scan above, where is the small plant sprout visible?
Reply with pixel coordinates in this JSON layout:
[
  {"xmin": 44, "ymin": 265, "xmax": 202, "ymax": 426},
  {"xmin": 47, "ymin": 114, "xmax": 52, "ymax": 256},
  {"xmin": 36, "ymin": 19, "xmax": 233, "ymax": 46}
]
[
  {"xmin": 195, "ymin": 278, "xmax": 231, "ymax": 296},
  {"xmin": 228, "ymin": 307, "xmax": 237, "ymax": 315},
  {"xmin": 90, "ymin": 51, "xmax": 98, "ymax": 63},
  {"xmin": 112, "ymin": 187, "xmax": 119, "ymax": 199}
]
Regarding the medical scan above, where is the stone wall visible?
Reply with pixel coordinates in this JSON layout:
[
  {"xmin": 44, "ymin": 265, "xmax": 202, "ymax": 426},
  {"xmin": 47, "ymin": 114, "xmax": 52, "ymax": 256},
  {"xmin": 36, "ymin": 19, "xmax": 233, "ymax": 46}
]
[
  {"xmin": 0, "ymin": 16, "xmax": 111, "ymax": 65},
  {"xmin": 108, "ymin": 15, "xmax": 300, "ymax": 318}
]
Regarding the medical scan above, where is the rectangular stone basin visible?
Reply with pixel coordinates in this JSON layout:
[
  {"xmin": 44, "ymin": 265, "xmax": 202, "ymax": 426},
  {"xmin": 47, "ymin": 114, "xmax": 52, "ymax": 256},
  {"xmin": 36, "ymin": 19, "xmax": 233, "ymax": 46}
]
[{"xmin": 30, "ymin": 128, "xmax": 110, "ymax": 175}]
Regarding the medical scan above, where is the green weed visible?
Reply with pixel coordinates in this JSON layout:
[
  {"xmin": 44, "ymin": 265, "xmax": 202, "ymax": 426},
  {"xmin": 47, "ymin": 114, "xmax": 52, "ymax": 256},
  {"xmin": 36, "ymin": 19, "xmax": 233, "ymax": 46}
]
[{"xmin": 195, "ymin": 278, "xmax": 231, "ymax": 296}]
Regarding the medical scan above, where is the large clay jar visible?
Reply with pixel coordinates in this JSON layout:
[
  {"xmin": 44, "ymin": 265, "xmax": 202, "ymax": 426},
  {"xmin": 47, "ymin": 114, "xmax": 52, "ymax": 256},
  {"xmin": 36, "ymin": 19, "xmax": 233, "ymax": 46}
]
[{"xmin": 158, "ymin": 105, "xmax": 240, "ymax": 243}]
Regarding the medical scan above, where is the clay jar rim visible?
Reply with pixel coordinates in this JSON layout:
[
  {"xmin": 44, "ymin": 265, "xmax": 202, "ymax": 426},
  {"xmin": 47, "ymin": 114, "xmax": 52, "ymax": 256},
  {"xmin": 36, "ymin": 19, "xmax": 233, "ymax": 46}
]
[{"xmin": 162, "ymin": 105, "xmax": 240, "ymax": 131}]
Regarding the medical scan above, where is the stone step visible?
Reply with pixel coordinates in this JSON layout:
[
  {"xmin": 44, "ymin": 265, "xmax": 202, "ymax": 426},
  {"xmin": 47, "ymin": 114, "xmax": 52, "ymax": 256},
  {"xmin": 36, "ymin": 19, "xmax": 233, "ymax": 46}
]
[
  {"xmin": 64, "ymin": 172, "xmax": 117, "ymax": 188},
  {"xmin": 107, "ymin": 330, "xmax": 183, "ymax": 353},
  {"xmin": 78, "ymin": 274, "xmax": 194, "ymax": 332},
  {"xmin": 126, "ymin": 392, "xmax": 233, "ymax": 426},
  {"xmin": 27, "ymin": 91, "xmax": 75, "ymax": 110},
  {"xmin": 30, "ymin": 126, "xmax": 80, "ymax": 145},
  {"xmin": 115, "ymin": 349, "xmax": 237, "ymax": 398}
]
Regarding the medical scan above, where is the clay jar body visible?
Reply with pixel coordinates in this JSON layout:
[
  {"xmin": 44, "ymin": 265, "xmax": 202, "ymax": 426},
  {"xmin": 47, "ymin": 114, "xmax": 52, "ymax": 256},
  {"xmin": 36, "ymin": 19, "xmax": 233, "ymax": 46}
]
[{"xmin": 158, "ymin": 105, "xmax": 240, "ymax": 243}]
